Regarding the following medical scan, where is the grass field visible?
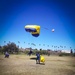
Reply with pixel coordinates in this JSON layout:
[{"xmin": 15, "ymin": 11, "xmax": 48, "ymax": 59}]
[{"xmin": 0, "ymin": 55, "xmax": 75, "ymax": 75}]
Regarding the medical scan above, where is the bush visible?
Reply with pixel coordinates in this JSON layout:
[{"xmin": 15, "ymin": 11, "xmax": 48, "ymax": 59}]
[
  {"xmin": 59, "ymin": 53, "xmax": 70, "ymax": 56},
  {"xmin": 73, "ymin": 53, "xmax": 75, "ymax": 57},
  {"xmin": 0, "ymin": 42, "xmax": 19, "ymax": 54}
]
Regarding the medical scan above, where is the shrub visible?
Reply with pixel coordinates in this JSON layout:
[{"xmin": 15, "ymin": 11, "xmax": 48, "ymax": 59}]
[{"xmin": 59, "ymin": 53, "xmax": 70, "ymax": 56}]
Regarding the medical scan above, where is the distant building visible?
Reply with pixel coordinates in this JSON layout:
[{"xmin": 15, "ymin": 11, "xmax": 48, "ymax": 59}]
[
  {"xmin": 47, "ymin": 49, "xmax": 61, "ymax": 55},
  {"xmin": 25, "ymin": 48, "xmax": 32, "ymax": 51},
  {"xmin": 19, "ymin": 48, "xmax": 25, "ymax": 52}
]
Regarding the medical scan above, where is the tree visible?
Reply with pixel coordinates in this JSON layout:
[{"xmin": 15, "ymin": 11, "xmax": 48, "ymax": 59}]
[
  {"xmin": 0, "ymin": 46, "xmax": 3, "ymax": 53},
  {"xmin": 74, "ymin": 49, "xmax": 75, "ymax": 53},
  {"xmin": 73, "ymin": 49, "xmax": 75, "ymax": 56},
  {"xmin": 2, "ymin": 42, "xmax": 19, "ymax": 54}
]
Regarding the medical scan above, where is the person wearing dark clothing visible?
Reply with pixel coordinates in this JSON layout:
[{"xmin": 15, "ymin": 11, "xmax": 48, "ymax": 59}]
[
  {"xmin": 5, "ymin": 51, "xmax": 9, "ymax": 58},
  {"xmin": 36, "ymin": 52, "xmax": 40, "ymax": 64},
  {"xmin": 28, "ymin": 50, "xmax": 33, "ymax": 56}
]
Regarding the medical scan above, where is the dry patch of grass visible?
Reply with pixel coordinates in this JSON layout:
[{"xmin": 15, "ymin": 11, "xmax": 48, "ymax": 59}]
[{"xmin": 0, "ymin": 55, "xmax": 75, "ymax": 75}]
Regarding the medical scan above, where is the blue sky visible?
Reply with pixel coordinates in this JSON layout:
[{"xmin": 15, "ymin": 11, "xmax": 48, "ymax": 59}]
[{"xmin": 0, "ymin": 0, "xmax": 75, "ymax": 50}]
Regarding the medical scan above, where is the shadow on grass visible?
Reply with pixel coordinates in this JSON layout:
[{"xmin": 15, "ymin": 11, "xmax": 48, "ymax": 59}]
[
  {"xmin": 30, "ymin": 57, "xmax": 36, "ymax": 60},
  {"xmin": 40, "ymin": 63, "xmax": 45, "ymax": 65},
  {"xmin": 30, "ymin": 57, "xmax": 45, "ymax": 65}
]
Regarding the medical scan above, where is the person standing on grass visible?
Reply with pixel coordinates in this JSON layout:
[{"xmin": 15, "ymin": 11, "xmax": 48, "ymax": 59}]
[{"xmin": 36, "ymin": 52, "xmax": 40, "ymax": 64}]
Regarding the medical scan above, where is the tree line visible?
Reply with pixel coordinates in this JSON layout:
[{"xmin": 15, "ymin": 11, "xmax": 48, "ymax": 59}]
[
  {"xmin": 0, "ymin": 42, "xmax": 19, "ymax": 54},
  {"xmin": 0, "ymin": 42, "xmax": 75, "ymax": 56}
]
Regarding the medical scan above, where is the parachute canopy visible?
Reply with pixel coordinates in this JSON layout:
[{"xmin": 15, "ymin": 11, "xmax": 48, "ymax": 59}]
[
  {"xmin": 25, "ymin": 25, "xmax": 40, "ymax": 37},
  {"xmin": 40, "ymin": 55, "xmax": 45, "ymax": 62}
]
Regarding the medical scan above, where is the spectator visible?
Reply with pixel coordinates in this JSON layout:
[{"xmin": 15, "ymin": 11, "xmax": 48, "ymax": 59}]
[
  {"xmin": 5, "ymin": 51, "xmax": 9, "ymax": 58},
  {"xmin": 36, "ymin": 52, "xmax": 40, "ymax": 64}
]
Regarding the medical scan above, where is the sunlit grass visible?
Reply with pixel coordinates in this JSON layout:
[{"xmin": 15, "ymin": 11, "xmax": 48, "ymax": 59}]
[{"xmin": 0, "ymin": 55, "xmax": 75, "ymax": 75}]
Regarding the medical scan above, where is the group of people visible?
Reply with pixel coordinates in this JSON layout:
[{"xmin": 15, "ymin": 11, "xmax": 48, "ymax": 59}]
[{"xmin": 4, "ymin": 51, "xmax": 45, "ymax": 64}]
